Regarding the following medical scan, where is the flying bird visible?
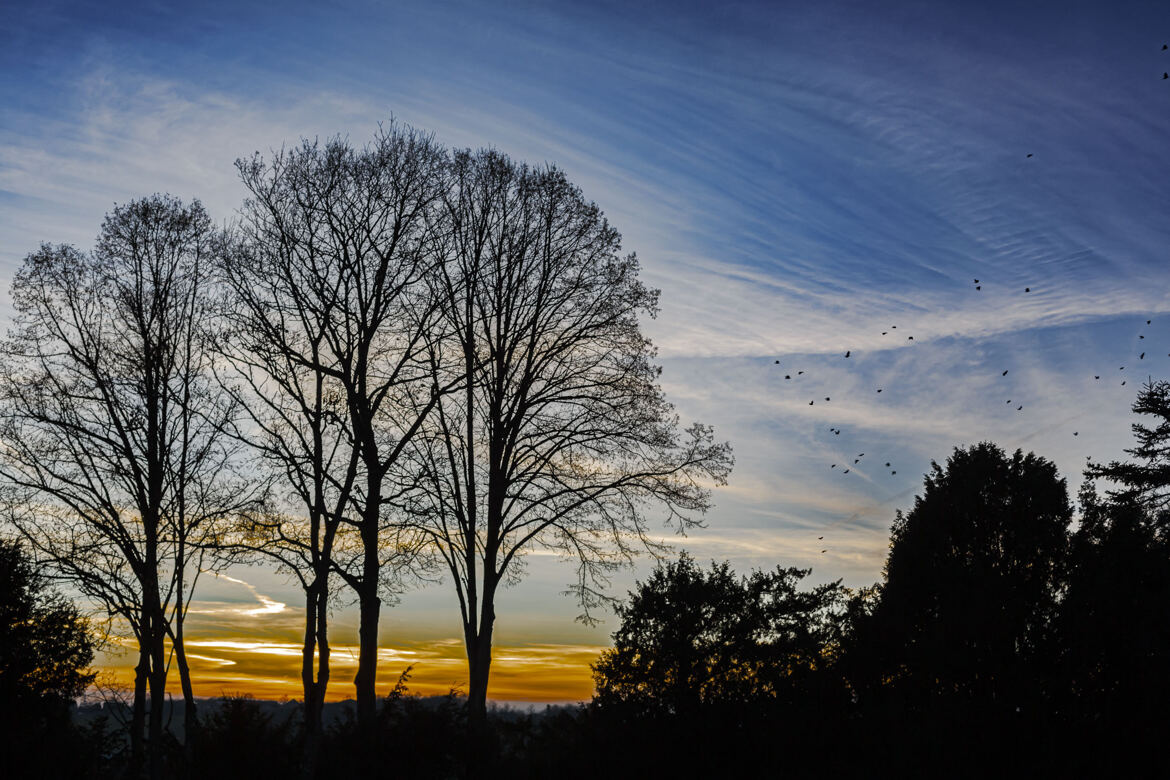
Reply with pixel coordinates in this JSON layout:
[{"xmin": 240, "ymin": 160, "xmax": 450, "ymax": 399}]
[
  {"xmin": 1122, "ymin": 381, "xmax": 1127, "ymax": 386},
  {"xmin": 809, "ymin": 400, "xmax": 814, "ymax": 405},
  {"xmin": 845, "ymin": 350, "xmax": 851, "ymax": 358},
  {"xmin": 976, "ymin": 285, "xmax": 981, "ymax": 290},
  {"xmin": 843, "ymin": 469, "xmax": 850, "ymax": 474},
  {"xmin": 798, "ymin": 371, "xmax": 804, "ymax": 375},
  {"xmin": 1026, "ymin": 153, "xmax": 1033, "ymax": 158},
  {"xmin": 885, "ymin": 462, "xmax": 890, "ymax": 467},
  {"xmin": 1025, "ymin": 287, "xmax": 1031, "ymax": 292},
  {"xmin": 1074, "ymin": 432, "xmax": 1079, "ymax": 436},
  {"xmin": 821, "ymin": 550, "xmax": 827, "ymax": 554},
  {"xmin": 1147, "ymin": 320, "xmax": 1152, "ymax": 324},
  {"xmin": 1018, "ymin": 406, "xmax": 1023, "ymax": 410},
  {"xmin": 785, "ymin": 375, "xmax": 791, "ymax": 379},
  {"xmin": 825, "ymin": 397, "xmax": 830, "ymax": 401},
  {"xmin": 876, "ymin": 388, "xmax": 883, "ymax": 393},
  {"xmin": 891, "ymin": 470, "xmax": 896, "ymax": 475},
  {"xmin": 1141, "ymin": 353, "xmax": 1145, "ymax": 359},
  {"xmin": 1002, "ymin": 370, "xmax": 1009, "ymax": 376},
  {"xmin": 775, "ymin": 360, "xmax": 780, "ymax": 364},
  {"xmin": 1094, "ymin": 376, "xmax": 1100, "ymax": 379},
  {"xmin": 908, "ymin": 336, "xmax": 914, "ymax": 340},
  {"xmin": 818, "ymin": 536, "xmax": 823, "ymax": 540}
]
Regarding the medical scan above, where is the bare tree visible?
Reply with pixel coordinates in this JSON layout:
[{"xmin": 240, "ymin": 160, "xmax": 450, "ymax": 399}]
[
  {"xmin": 222, "ymin": 123, "xmax": 451, "ymax": 744},
  {"xmin": 0, "ymin": 196, "xmax": 251, "ymax": 780},
  {"xmin": 401, "ymin": 149, "xmax": 734, "ymax": 755}
]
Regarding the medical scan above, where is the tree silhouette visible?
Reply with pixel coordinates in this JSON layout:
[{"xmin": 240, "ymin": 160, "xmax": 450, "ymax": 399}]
[
  {"xmin": 1054, "ymin": 485, "xmax": 1170, "ymax": 767},
  {"xmin": 853, "ymin": 443, "xmax": 1070, "ymax": 717},
  {"xmin": 0, "ymin": 196, "xmax": 252, "ymax": 779},
  {"xmin": 400, "ymin": 149, "xmax": 732, "ymax": 760},
  {"xmin": 221, "ymin": 124, "xmax": 450, "ymax": 747},
  {"xmin": 1088, "ymin": 378, "xmax": 1170, "ymax": 517},
  {"xmin": 593, "ymin": 554, "xmax": 842, "ymax": 715},
  {"xmin": 0, "ymin": 538, "xmax": 96, "ymax": 778}
]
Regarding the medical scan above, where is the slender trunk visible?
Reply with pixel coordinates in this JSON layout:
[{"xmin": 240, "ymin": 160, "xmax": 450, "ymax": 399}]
[
  {"xmin": 173, "ymin": 619, "xmax": 197, "ymax": 769},
  {"xmin": 354, "ymin": 548, "xmax": 381, "ymax": 738},
  {"xmin": 173, "ymin": 557, "xmax": 197, "ymax": 771},
  {"xmin": 130, "ymin": 630, "xmax": 149, "ymax": 780},
  {"xmin": 465, "ymin": 576, "xmax": 498, "ymax": 780},
  {"xmin": 148, "ymin": 605, "xmax": 167, "ymax": 780},
  {"xmin": 466, "ymin": 609, "xmax": 495, "ymax": 726},
  {"xmin": 301, "ymin": 578, "xmax": 330, "ymax": 780}
]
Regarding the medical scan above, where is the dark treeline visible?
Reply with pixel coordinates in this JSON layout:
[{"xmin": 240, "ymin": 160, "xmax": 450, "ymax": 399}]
[{"xmin": 9, "ymin": 383, "xmax": 1170, "ymax": 777}]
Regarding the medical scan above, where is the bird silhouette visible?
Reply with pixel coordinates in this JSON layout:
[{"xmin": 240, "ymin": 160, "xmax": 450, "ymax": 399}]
[
  {"xmin": 1140, "ymin": 334, "xmax": 1145, "ymax": 339},
  {"xmin": 891, "ymin": 470, "xmax": 896, "ymax": 475},
  {"xmin": 831, "ymin": 464, "xmax": 836, "ymax": 468},
  {"xmin": 881, "ymin": 331, "xmax": 888, "ymax": 335},
  {"xmin": 1026, "ymin": 153, "xmax": 1033, "ymax": 158},
  {"xmin": 1164, "ymin": 72, "xmax": 1168, "ymax": 79},
  {"xmin": 854, "ymin": 459, "xmax": 860, "ymax": 464},
  {"xmin": 885, "ymin": 462, "xmax": 891, "ymax": 467},
  {"xmin": 976, "ymin": 285, "xmax": 981, "ymax": 290},
  {"xmin": 1122, "ymin": 381, "xmax": 1127, "ymax": 386},
  {"xmin": 775, "ymin": 359, "xmax": 780, "ymax": 364},
  {"xmin": 843, "ymin": 469, "xmax": 850, "ymax": 473},
  {"xmin": 818, "ymin": 536, "xmax": 823, "ymax": 540},
  {"xmin": 1147, "ymin": 319, "xmax": 1152, "ymax": 324},
  {"xmin": 809, "ymin": 400, "xmax": 814, "ymax": 405},
  {"xmin": 974, "ymin": 278, "xmax": 979, "ymax": 283},
  {"xmin": 1002, "ymin": 370, "xmax": 1008, "ymax": 376},
  {"xmin": 908, "ymin": 336, "xmax": 914, "ymax": 340},
  {"xmin": 845, "ymin": 350, "xmax": 851, "ymax": 358},
  {"xmin": 821, "ymin": 550, "xmax": 827, "ymax": 554},
  {"xmin": 1025, "ymin": 287, "xmax": 1031, "ymax": 292},
  {"xmin": 785, "ymin": 375, "xmax": 791, "ymax": 379},
  {"xmin": 1163, "ymin": 44, "xmax": 1167, "ymax": 50},
  {"xmin": 876, "ymin": 388, "xmax": 883, "ymax": 393},
  {"xmin": 825, "ymin": 397, "xmax": 830, "ymax": 401},
  {"xmin": 798, "ymin": 371, "xmax": 804, "ymax": 375},
  {"xmin": 1141, "ymin": 353, "xmax": 1145, "ymax": 359},
  {"xmin": 1074, "ymin": 432, "xmax": 1079, "ymax": 436},
  {"xmin": 1094, "ymin": 375, "xmax": 1100, "ymax": 379},
  {"xmin": 858, "ymin": 453, "xmax": 864, "ymax": 457},
  {"xmin": 1017, "ymin": 406, "xmax": 1023, "ymax": 411}
]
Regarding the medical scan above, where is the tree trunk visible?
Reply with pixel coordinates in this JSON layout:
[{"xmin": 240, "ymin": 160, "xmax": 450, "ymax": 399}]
[
  {"xmin": 147, "ymin": 611, "xmax": 168, "ymax": 780},
  {"xmin": 301, "ymin": 579, "xmax": 330, "ymax": 780},
  {"xmin": 173, "ymin": 620, "xmax": 197, "ymax": 773},
  {"xmin": 354, "ymin": 576, "xmax": 381, "ymax": 739},
  {"xmin": 465, "ymin": 582, "xmax": 498, "ymax": 780},
  {"xmin": 130, "ymin": 636, "xmax": 149, "ymax": 779}
]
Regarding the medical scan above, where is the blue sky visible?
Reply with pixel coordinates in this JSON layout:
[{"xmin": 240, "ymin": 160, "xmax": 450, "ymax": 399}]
[{"xmin": 4, "ymin": 0, "xmax": 1170, "ymax": 699}]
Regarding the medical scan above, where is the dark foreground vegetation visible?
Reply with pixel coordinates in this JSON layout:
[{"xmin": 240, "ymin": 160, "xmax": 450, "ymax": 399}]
[{"xmin": 8, "ymin": 378, "xmax": 1170, "ymax": 777}]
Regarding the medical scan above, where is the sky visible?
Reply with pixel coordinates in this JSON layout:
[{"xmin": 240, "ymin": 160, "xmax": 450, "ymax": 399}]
[{"xmin": 3, "ymin": 0, "xmax": 1170, "ymax": 704}]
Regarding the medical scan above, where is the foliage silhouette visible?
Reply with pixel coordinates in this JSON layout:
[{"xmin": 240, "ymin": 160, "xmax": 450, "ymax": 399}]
[
  {"xmin": 1088, "ymin": 378, "xmax": 1170, "ymax": 516},
  {"xmin": 0, "ymin": 538, "xmax": 101, "ymax": 779}
]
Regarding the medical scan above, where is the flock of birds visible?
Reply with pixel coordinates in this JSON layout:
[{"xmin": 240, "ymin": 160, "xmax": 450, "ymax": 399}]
[
  {"xmin": 771, "ymin": 43, "xmax": 1170, "ymax": 555},
  {"xmin": 775, "ymin": 303, "xmax": 1160, "ymax": 554}
]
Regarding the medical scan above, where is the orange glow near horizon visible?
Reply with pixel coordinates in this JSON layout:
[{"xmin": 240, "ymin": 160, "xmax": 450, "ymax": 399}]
[{"xmin": 96, "ymin": 638, "xmax": 604, "ymax": 705}]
